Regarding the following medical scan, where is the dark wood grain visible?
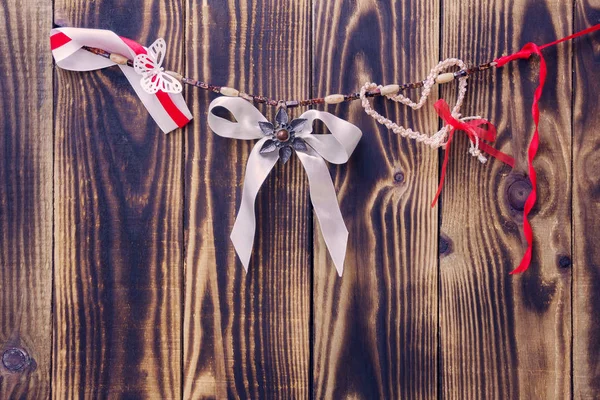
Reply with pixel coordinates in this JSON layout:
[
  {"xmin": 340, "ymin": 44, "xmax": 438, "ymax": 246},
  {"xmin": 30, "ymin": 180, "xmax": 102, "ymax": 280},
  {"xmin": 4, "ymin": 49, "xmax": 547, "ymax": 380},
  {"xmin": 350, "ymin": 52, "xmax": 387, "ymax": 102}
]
[
  {"xmin": 0, "ymin": 0, "xmax": 53, "ymax": 398},
  {"xmin": 311, "ymin": 1, "xmax": 440, "ymax": 398},
  {"xmin": 573, "ymin": 1, "xmax": 600, "ymax": 398},
  {"xmin": 183, "ymin": 1, "xmax": 312, "ymax": 398},
  {"xmin": 3, "ymin": 0, "xmax": 600, "ymax": 398},
  {"xmin": 53, "ymin": 1, "xmax": 185, "ymax": 398},
  {"xmin": 440, "ymin": 1, "xmax": 572, "ymax": 398}
]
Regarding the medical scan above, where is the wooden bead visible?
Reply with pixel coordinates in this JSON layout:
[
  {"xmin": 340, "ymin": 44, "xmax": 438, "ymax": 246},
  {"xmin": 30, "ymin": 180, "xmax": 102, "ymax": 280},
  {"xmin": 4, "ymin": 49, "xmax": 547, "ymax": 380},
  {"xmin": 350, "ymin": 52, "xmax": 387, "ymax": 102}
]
[
  {"xmin": 239, "ymin": 92, "xmax": 254, "ymax": 101},
  {"xmin": 435, "ymin": 72, "xmax": 455, "ymax": 84},
  {"xmin": 165, "ymin": 71, "xmax": 183, "ymax": 81},
  {"xmin": 324, "ymin": 94, "xmax": 344, "ymax": 104},
  {"xmin": 109, "ymin": 53, "xmax": 129, "ymax": 65},
  {"xmin": 220, "ymin": 87, "xmax": 240, "ymax": 97},
  {"xmin": 380, "ymin": 84, "xmax": 400, "ymax": 96}
]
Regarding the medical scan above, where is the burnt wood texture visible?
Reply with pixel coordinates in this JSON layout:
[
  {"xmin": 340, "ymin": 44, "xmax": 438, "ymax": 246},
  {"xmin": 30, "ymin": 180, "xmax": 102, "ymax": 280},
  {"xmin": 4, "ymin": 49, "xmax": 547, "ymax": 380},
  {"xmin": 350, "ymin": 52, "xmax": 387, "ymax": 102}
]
[
  {"xmin": 0, "ymin": 0, "xmax": 53, "ymax": 398},
  {"xmin": 574, "ymin": 1, "xmax": 600, "ymax": 398},
  {"xmin": 0, "ymin": 0, "xmax": 599, "ymax": 398},
  {"xmin": 440, "ymin": 2, "xmax": 573, "ymax": 399},
  {"xmin": 183, "ymin": 0, "xmax": 312, "ymax": 398},
  {"xmin": 52, "ymin": 0, "xmax": 185, "ymax": 398},
  {"xmin": 311, "ymin": 0, "xmax": 440, "ymax": 398}
]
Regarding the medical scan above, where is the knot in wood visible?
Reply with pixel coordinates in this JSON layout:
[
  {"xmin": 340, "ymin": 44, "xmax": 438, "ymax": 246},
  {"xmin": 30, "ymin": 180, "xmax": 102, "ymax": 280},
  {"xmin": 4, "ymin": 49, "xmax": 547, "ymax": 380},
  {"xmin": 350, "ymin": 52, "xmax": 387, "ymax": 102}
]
[
  {"xmin": 439, "ymin": 234, "xmax": 453, "ymax": 256},
  {"xmin": 394, "ymin": 171, "xmax": 405, "ymax": 183},
  {"xmin": 558, "ymin": 255, "xmax": 572, "ymax": 269},
  {"xmin": 506, "ymin": 178, "xmax": 532, "ymax": 212},
  {"xmin": 2, "ymin": 348, "xmax": 29, "ymax": 372}
]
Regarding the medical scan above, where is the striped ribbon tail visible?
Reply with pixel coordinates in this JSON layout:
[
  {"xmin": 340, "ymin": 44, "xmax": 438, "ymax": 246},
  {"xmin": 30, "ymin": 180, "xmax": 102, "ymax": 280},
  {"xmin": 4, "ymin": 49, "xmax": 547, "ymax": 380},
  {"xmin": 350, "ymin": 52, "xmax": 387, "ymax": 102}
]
[{"xmin": 50, "ymin": 27, "xmax": 192, "ymax": 133}]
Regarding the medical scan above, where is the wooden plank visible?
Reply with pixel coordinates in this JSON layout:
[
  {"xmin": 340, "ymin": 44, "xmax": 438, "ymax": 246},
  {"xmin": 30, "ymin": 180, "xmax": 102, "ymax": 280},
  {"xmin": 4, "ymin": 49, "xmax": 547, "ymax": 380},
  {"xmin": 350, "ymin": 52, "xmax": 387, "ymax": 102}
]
[
  {"xmin": 0, "ymin": 0, "xmax": 53, "ymax": 398},
  {"xmin": 573, "ymin": 1, "xmax": 600, "ymax": 398},
  {"xmin": 183, "ymin": 0, "xmax": 312, "ymax": 398},
  {"xmin": 439, "ymin": 2, "xmax": 572, "ymax": 398},
  {"xmin": 311, "ymin": 0, "xmax": 440, "ymax": 398},
  {"xmin": 52, "ymin": 3, "xmax": 185, "ymax": 398}
]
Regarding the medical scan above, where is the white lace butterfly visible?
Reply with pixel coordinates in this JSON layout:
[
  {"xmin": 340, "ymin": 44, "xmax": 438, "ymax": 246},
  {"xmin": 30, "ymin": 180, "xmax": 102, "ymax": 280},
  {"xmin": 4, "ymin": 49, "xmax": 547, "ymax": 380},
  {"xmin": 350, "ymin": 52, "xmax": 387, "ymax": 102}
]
[{"xmin": 133, "ymin": 38, "xmax": 182, "ymax": 94}]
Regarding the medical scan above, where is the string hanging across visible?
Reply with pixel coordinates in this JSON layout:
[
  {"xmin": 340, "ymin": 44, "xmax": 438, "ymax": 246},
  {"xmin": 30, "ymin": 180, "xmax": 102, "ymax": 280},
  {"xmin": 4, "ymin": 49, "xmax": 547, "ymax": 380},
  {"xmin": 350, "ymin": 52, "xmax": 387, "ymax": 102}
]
[{"xmin": 50, "ymin": 23, "xmax": 600, "ymax": 275}]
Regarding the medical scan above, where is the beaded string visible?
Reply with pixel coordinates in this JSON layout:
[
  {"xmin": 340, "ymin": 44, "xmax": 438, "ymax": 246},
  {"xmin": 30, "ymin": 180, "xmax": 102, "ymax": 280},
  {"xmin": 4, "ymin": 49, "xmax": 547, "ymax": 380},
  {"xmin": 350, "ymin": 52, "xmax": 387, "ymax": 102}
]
[
  {"xmin": 84, "ymin": 43, "xmax": 501, "ymax": 163},
  {"xmin": 84, "ymin": 44, "xmax": 494, "ymax": 160},
  {"xmin": 82, "ymin": 44, "xmax": 496, "ymax": 108},
  {"xmin": 70, "ymin": 23, "xmax": 600, "ymax": 278},
  {"xmin": 360, "ymin": 57, "xmax": 494, "ymax": 166},
  {"xmin": 71, "ymin": 23, "xmax": 600, "ymax": 278},
  {"xmin": 360, "ymin": 58, "xmax": 470, "ymax": 148}
]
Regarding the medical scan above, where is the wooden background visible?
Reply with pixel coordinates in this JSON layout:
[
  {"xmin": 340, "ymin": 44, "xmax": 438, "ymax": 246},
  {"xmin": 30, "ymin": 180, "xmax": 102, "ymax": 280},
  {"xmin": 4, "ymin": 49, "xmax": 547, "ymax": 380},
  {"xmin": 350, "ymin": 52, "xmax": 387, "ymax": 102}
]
[{"xmin": 1, "ymin": 0, "xmax": 599, "ymax": 398}]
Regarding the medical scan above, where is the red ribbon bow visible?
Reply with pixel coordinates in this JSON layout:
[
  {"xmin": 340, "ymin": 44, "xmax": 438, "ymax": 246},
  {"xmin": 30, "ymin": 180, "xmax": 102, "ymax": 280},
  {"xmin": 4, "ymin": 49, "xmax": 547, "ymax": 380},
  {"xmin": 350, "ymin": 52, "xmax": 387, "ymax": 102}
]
[
  {"xmin": 431, "ymin": 99, "xmax": 514, "ymax": 207},
  {"xmin": 432, "ymin": 43, "xmax": 540, "ymax": 275}
]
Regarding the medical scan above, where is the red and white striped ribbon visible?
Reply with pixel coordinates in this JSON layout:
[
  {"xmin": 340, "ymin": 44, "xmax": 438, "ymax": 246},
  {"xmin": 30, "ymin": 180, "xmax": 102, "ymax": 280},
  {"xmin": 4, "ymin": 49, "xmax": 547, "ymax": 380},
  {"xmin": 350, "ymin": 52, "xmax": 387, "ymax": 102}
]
[{"xmin": 50, "ymin": 27, "xmax": 192, "ymax": 133}]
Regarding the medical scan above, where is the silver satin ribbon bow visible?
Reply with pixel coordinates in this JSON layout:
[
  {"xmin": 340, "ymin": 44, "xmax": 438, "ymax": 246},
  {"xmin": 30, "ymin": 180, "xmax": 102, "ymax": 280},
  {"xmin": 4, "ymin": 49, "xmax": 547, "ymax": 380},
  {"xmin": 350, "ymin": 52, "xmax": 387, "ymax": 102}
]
[{"xmin": 208, "ymin": 97, "xmax": 362, "ymax": 276}]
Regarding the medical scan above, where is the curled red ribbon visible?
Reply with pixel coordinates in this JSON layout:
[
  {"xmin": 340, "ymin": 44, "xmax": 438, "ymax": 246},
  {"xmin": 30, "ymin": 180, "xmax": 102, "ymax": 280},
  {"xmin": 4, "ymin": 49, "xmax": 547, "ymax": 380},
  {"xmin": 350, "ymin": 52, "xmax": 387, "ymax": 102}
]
[
  {"xmin": 493, "ymin": 43, "xmax": 545, "ymax": 274},
  {"xmin": 431, "ymin": 99, "xmax": 514, "ymax": 207},
  {"xmin": 433, "ymin": 23, "xmax": 600, "ymax": 274},
  {"xmin": 495, "ymin": 24, "xmax": 600, "ymax": 274}
]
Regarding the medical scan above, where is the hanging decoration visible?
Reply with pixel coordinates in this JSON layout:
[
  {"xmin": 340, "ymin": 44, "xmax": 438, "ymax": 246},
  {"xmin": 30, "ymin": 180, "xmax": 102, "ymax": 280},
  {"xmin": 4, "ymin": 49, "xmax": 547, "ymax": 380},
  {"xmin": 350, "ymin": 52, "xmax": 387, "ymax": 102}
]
[
  {"xmin": 208, "ymin": 97, "xmax": 361, "ymax": 276},
  {"xmin": 50, "ymin": 27, "xmax": 191, "ymax": 133},
  {"xmin": 50, "ymin": 23, "xmax": 600, "ymax": 275}
]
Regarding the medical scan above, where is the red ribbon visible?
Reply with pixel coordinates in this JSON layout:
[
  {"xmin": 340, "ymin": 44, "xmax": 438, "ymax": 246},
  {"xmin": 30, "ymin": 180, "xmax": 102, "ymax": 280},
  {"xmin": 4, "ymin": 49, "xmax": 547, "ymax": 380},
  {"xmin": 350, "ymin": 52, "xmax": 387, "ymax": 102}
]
[
  {"xmin": 490, "ymin": 43, "xmax": 545, "ymax": 274},
  {"xmin": 497, "ymin": 25, "xmax": 600, "ymax": 273},
  {"xmin": 431, "ymin": 99, "xmax": 514, "ymax": 207},
  {"xmin": 119, "ymin": 36, "xmax": 191, "ymax": 129},
  {"xmin": 431, "ymin": 25, "xmax": 600, "ymax": 274},
  {"xmin": 50, "ymin": 31, "xmax": 72, "ymax": 50}
]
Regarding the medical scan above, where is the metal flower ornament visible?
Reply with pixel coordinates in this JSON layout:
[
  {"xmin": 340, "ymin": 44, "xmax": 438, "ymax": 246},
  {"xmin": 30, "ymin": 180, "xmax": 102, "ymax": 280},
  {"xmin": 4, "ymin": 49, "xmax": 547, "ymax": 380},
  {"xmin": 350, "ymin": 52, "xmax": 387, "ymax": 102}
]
[
  {"xmin": 208, "ymin": 97, "xmax": 362, "ymax": 276},
  {"xmin": 258, "ymin": 108, "xmax": 308, "ymax": 163}
]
